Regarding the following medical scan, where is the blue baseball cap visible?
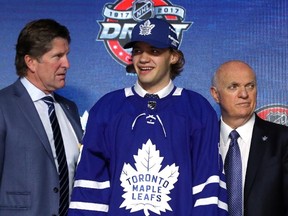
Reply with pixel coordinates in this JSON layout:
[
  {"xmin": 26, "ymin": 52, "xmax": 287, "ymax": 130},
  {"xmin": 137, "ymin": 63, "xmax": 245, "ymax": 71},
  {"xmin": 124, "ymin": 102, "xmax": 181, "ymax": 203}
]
[{"xmin": 123, "ymin": 18, "xmax": 179, "ymax": 50}]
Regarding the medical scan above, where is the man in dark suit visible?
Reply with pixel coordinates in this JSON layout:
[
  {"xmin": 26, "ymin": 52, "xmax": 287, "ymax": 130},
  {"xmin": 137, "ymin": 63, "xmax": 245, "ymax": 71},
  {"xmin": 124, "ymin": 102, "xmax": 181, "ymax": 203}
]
[
  {"xmin": 0, "ymin": 19, "xmax": 83, "ymax": 216},
  {"xmin": 210, "ymin": 60, "xmax": 288, "ymax": 216}
]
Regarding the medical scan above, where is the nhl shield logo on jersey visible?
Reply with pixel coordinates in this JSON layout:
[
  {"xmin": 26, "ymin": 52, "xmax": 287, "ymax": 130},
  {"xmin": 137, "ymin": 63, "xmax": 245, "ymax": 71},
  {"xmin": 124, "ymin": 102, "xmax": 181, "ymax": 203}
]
[{"xmin": 120, "ymin": 139, "xmax": 179, "ymax": 215}]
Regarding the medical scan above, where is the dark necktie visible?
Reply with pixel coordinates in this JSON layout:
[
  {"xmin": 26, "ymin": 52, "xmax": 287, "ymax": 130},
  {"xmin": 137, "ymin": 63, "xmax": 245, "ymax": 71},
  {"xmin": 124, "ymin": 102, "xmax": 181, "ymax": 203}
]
[
  {"xmin": 42, "ymin": 96, "xmax": 69, "ymax": 216},
  {"xmin": 224, "ymin": 130, "xmax": 242, "ymax": 216}
]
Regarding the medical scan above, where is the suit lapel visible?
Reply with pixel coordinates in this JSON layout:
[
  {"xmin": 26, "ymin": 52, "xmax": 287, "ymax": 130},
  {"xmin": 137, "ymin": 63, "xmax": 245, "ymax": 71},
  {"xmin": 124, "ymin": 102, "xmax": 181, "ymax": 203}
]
[
  {"xmin": 55, "ymin": 94, "xmax": 83, "ymax": 142},
  {"xmin": 13, "ymin": 80, "xmax": 55, "ymax": 163},
  {"xmin": 244, "ymin": 115, "xmax": 269, "ymax": 200}
]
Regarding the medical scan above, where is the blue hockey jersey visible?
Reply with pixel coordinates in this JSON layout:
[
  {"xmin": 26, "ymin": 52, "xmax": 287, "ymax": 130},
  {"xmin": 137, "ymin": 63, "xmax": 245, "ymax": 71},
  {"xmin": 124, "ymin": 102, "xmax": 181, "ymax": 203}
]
[{"xmin": 69, "ymin": 85, "xmax": 228, "ymax": 216}]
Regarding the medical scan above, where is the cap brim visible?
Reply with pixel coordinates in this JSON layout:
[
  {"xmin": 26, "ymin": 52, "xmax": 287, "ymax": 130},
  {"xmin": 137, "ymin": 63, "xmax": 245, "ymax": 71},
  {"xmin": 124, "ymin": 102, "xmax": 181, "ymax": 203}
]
[{"xmin": 123, "ymin": 41, "xmax": 135, "ymax": 49}]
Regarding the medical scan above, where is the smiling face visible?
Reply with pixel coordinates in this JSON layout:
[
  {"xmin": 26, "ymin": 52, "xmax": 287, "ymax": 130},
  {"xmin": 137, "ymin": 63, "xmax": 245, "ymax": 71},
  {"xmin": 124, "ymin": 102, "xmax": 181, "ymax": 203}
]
[
  {"xmin": 210, "ymin": 61, "xmax": 257, "ymax": 128},
  {"xmin": 131, "ymin": 42, "xmax": 179, "ymax": 93},
  {"xmin": 25, "ymin": 37, "xmax": 70, "ymax": 94}
]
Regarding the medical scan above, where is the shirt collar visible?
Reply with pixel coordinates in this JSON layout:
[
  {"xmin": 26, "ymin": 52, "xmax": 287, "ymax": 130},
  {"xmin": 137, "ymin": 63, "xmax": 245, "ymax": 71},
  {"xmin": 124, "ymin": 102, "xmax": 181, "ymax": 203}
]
[
  {"xmin": 220, "ymin": 114, "xmax": 255, "ymax": 145},
  {"xmin": 20, "ymin": 77, "xmax": 54, "ymax": 102},
  {"xmin": 134, "ymin": 80, "xmax": 174, "ymax": 99}
]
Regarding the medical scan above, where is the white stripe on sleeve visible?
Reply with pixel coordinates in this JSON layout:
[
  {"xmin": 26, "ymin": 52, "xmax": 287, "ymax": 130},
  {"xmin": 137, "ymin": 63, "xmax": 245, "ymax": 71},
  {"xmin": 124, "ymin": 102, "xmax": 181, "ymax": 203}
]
[
  {"xmin": 69, "ymin": 201, "xmax": 109, "ymax": 212},
  {"xmin": 74, "ymin": 179, "xmax": 110, "ymax": 189}
]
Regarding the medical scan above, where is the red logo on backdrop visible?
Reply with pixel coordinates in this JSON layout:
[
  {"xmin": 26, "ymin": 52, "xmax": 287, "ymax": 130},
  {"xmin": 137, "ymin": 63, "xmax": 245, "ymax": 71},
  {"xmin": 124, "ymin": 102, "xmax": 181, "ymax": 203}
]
[
  {"xmin": 97, "ymin": 0, "xmax": 191, "ymax": 67},
  {"xmin": 256, "ymin": 104, "xmax": 288, "ymax": 126}
]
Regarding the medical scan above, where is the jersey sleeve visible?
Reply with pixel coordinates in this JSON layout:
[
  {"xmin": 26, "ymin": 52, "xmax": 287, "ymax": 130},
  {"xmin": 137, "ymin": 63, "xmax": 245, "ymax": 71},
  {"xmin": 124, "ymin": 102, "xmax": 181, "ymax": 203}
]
[
  {"xmin": 68, "ymin": 99, "xmax": 111, "ymax": 215},
  {"xmin": 190, "ymin": 97, "xmax": 228, "ymax": 215}
]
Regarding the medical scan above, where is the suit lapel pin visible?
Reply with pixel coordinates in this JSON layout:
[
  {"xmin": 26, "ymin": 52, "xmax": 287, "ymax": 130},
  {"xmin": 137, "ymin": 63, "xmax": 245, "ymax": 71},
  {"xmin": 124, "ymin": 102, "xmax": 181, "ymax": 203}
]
[{"xmin": 262, "ymin": 136, "xmax": 268, "ymax": 141}]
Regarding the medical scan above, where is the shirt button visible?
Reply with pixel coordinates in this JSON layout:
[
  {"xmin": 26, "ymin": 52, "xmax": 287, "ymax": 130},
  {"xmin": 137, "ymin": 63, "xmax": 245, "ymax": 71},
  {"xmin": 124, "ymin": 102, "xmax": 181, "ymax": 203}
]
[{"xmin": 53, "ymin": 187, "xmax": 59, "ymax": 193}]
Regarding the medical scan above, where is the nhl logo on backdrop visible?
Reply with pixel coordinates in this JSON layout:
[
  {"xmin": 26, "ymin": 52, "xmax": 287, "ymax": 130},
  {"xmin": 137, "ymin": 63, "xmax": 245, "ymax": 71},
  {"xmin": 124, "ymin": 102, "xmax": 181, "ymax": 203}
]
[
  {"xmin": 132, "ymin": 0, "xmax": 154, "ymax": 21},
  {"xmin": 256, "ymin": 104, "xmax": 288, "ymax": 126},
  {"xmin": 97, "ymin": 0, "xmax": 191, "ymax": 67}
]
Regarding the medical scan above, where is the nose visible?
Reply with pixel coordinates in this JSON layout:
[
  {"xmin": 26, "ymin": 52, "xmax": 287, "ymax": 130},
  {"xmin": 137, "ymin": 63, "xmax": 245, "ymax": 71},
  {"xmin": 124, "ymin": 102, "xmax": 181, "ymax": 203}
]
[
  {"xmin": 139, "ymin": 52, "xmax": 150, "ymax": 63},
  {"xmin": 62, "ymin": 55, "xmax": 70, "ymax": 69},
  {"xmin": 238, "ymin": 86, "xmax": 248, "ymax": 98}
]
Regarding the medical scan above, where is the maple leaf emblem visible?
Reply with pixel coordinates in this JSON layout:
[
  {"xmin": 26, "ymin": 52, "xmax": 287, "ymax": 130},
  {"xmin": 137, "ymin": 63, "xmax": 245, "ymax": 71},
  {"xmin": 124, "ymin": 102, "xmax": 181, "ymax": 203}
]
[
  {"xmin": 120, "ymin": 139, "xmax": 179, "ymax": 215},
  {"xmin": 139, "ymin": 20, "xmax": 155, "ymax": 36}
]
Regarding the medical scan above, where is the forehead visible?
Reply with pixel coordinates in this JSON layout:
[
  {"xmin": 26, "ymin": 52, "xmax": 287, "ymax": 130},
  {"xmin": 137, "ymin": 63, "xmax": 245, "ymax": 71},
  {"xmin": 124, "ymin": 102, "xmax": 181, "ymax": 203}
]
[
  {"xmin": 219, "ymin": 63, "xmax": 256, "ymax": 84},
  {"xmin": 48, "ymin": 38, "xmax": 69, "ymax": 51}
]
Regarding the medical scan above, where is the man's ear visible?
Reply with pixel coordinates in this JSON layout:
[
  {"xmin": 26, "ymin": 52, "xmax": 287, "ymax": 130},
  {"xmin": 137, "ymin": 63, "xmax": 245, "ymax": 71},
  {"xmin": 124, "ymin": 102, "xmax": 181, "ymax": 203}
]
[
  {"xmin": 210, "ymin": 86, "xmax": 220, "ymax": 103},
  {"xmin": 170, "ymin": 52, "xmax": 179, "ymax": 64},
  {"xmin": 24, "ymin": 55, "xmax": 37, "ymax": 73}
]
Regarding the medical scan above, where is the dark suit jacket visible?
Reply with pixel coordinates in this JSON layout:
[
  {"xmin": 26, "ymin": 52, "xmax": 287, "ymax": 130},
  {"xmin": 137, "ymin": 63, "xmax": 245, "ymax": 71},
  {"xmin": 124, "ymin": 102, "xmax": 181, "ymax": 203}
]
[
  {"xmin": 244, "ymin": 114, "xmax": 288, "ymax": 216},
  {"xmin": 0, "ymin": 79, "xmax": 83, "ymax": 215}
]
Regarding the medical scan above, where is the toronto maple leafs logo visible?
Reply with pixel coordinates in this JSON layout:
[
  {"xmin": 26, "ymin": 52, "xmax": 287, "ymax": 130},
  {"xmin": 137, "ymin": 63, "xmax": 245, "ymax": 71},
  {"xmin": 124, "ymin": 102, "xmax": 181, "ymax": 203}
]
[
  {"xmin": 120, "ymin": 139, "xmax": 179, "ymax": 215},
  {"xmin": 139, "ymin": 20, "xmax": 155, "ymax": 36}
]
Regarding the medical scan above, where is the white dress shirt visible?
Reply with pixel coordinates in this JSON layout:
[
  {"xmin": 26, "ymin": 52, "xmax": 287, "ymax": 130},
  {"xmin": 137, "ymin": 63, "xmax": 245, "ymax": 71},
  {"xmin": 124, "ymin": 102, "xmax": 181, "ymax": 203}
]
[
  {"xmin": 20, "ymin": 77, "xmax": 79, "ymax": 197},
  {"xmin": 219, "ymin": 114, "xmax": 255, "ymax": 210}
]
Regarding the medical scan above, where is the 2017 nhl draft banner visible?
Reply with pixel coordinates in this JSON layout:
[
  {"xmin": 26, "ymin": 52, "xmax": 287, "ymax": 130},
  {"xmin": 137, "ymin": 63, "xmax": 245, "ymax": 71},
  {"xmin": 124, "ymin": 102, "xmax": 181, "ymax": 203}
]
[{"xmin": 0, "ymin": 0, "xmax": 287, "ymax": 129}]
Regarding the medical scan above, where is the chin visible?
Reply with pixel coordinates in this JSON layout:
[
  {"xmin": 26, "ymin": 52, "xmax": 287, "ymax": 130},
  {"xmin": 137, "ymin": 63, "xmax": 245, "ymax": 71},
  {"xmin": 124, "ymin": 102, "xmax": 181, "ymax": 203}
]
[{"xmin": 57, "ymin": 83, "xmax": 66, "ymax": 89}]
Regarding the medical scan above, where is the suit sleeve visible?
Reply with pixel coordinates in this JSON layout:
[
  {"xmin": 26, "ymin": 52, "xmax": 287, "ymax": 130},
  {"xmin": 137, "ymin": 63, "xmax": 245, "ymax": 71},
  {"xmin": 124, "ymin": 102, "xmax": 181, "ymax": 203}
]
[
  {"xmin": 68, "ymin": 102, "xmax": 111, "ymax": 216},
  {"xmin": 0, "ymin": 107, "xmax": 5, "ymax": 179},
  {"xmin": 282, "ymin": 126, "xmax": 288, "ymax": 214}
]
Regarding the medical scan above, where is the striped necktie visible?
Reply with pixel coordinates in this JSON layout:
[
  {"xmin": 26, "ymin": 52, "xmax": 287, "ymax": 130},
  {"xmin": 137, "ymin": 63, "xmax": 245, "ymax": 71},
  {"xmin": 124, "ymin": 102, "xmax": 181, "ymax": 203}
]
[
  {"xmin": 42, "ymin": 96, "xmax": 69, "ymax": 216},
  {"xmin": 225, "ymin": 130, "xmax": 242, "ymax": 216}
]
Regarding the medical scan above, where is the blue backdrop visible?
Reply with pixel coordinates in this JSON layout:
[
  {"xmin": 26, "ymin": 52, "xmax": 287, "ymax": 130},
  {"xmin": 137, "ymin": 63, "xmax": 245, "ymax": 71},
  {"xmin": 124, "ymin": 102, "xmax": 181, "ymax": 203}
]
[{"xmin": 0, "ymin": 0, "xmax": 287, "ymax": 128}]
